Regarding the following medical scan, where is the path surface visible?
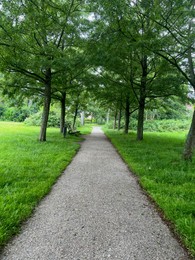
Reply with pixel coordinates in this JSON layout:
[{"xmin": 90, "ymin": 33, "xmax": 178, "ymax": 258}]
[{"xmin": 1, "ymin": 127, "xmax": 190, "ymax": 260}]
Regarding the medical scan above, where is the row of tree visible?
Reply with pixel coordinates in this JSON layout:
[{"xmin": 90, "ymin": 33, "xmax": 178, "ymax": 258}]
[
  {"xmin": 88, "ymin": 0, "xmax": 194, "ymax": 160},
  {"xmin": 0, "ymin": 0, "xmax": 194, "ymax": 159}
]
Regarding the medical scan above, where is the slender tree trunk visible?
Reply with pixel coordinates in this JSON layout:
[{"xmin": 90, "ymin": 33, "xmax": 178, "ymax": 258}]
[
  {"xmin": 137, "ymin": 55, "xmax": 147, "ymax": 141},
  {"xmin": 145, "ymin": 110, "xmax": 148, "ymax": 121},
  {"xmin": 118, "ymin": 105, "xmax": 122, "ymax": 131},
  {"xmin": 39, "ymin": 68, "xmax": 52, "ymax": 142},
  {"xmin": 73, "ymin": 102, "xmax": 79, "ymax": 130},
  {"xmin": 137, "ymin": 98, "xmax": 145, "ymax": 140},
  {"xmin": 81, "ymin": 111, "xmax": 85, "ymax": 126},
  {"xmin": 106, "ymin": 109, "xmax": 110, "ymax": 124},
  {"xmin": 188, "ymin": 21, "xmax": 195, "ymax": 88},
  {"xmin": 91, "ymin": 113, "xmax": 93, "ymax": 123},
  {"xmin": 113, "ymin": 109, "xmax": 117, "ymax": 129},
  {"xmin": 124, "ymin": 95, "xmax": 130, "ymax": 134},
  {"xmin": 183, "ymin": 109, "xmax": 195, "ymax": 160},
  {"xmin": 60, "ymin": 92, "xmax": 66, "ymax": 134}
]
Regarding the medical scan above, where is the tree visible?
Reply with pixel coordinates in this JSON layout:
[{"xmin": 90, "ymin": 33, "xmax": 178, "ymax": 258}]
[
  {"xmin": 0, "ymin": 0, "xmax": 86, "ymax": 141},
  {"xmin": 146, "ymin": 0, "xmax": 195, "ymax": 159},
  {"xmin": 89, "ymin": 0, "xmax": 185, "ymax": 138}
]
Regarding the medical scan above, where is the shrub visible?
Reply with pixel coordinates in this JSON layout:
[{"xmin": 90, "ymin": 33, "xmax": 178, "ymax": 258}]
[
  {"xmin": 105, "ymin": 119, "xmax": 191, "ymax": 133},
  {"xmin": 1, "ymin": 107, "xmax": 31, "ymax": 122},
  {"xmin": 47, "ymin": 110, "xmax": 60, "ymax": 127},
  {"xmin": 143, "ymin": 119, "xmax": 191, "ymax": 132},
  {"xmin": 24, "ymin": 111, "xmax": 42, "ymax": 126},
  {"xmin": 24, "ymin": 110, "xmax": 60, "ymax": 127},
  {"xmin": 0, "ymin": 105, "xmax": 5, "ymax": 117}
]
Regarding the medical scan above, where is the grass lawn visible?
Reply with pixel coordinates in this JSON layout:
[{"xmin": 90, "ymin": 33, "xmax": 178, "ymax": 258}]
[
  {"xmin": 104, "ymin": 128, "xmax": 195, "ymax": 258},
  {"xmin": 0, "ymin": 121, "xmax": 92, "ymax": 248}
]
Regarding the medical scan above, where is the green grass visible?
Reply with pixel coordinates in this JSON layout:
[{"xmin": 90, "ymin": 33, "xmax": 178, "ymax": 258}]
[
  {"xmin": 77, "ymin": 124, "xmax": 93, "ymax": 135},
  {"xmin": 0, "ymin": 121, "xmax": 92, "ymax": 248},
  {"xmin": 104, "ymin": 128, "xmax": 195, "ymax": 258}
]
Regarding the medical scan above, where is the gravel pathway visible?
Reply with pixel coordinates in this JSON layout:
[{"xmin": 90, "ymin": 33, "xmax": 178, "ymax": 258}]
[{"xmin": 0, "ymin": 127, "xmax": 190, "ymax": 260}]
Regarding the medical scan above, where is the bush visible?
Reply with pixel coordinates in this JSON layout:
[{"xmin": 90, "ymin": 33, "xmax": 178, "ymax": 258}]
[
  {"xmin": 24, "ymin": 111, "xmax": 42, "ymax": 126},
  {"xmin": 24, "ymin": 110, "xmax": 60, "ymax": 127},
  {"xmin": 143, "ymin": 119, "xmax": 191, "ymax": 132},
  {"xmin": 47, "ymin": 110, "xmax": 60, "ymax": 127},
  {"xmin": 0, "ymin": 105, "xmax": 5, "ymax": 117},
  {"xmin": 105, "ymin": 120, "xmax": 115, "ymax": 129},
  {"xmin": 105, "ymin": 119, "xmax": 191, "ymax": 133},
  {"xmin": 1, "ymin": 107, "xmax": 31, "ymax": 122}
]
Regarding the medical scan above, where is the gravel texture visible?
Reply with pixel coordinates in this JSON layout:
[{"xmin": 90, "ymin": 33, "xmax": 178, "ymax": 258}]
[{"xmin": 0, "ymin": 127, "xmax": 190, "ymax": 260}]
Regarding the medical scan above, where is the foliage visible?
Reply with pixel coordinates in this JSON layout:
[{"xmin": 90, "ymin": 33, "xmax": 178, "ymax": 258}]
[
  {"xmin": 106, "ymin": 118, "xmax": 191, "ymax": 133},
  {"xmin": 24, "ymin": 110, "xmax": 60, "ymax": 128},
  {"xmin": 104, "ymin": 128, "xmax": 195, "ymax": 257},
  {"xmin": 146, "ymin": 97, "xmax": 191, "ymax": 120},
  {"xmin": 0, "ymin": 0, "xmax": 194, "ymax": 155},
  {"xmin": 0, "ymin": 106, "xmax": 30, "ymax": 122},
  {"xmin": 0, "ymin": 97, "xmax": 39, "ymax": 122},
  {"xmin": 0, "ymin": 0, "xmax": 88, "ymax": 141},
  {"xmin": 143, "ymin": 119, "xmax": 191, "ymax": 132},
  {"xmin": 24, "ymin": 111, "xmax": 45, "ymax": 126},
  {"xmin": 0, "ymin": 121, "xmax": 91, "ymax": 248},
  {"xmin": 87, "ymin": 0, "xmax": 188, "ymax": 139},
  {"xmin": 0, "ymin": 105, "xmax": 5, "ymax": 117}
]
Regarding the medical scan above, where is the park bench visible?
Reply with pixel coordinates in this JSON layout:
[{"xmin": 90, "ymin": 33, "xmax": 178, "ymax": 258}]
[{"xmin": 64, "ymin": 122, "xmax": 80, "ymax": 137}]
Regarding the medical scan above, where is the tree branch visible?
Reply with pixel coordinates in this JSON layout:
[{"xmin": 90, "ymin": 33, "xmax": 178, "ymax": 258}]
[{"xmin": 9, "ymin": 65, "xmax": 45, "ymax": 83}]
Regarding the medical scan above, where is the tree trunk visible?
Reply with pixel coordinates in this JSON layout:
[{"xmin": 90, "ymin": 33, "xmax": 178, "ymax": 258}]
[
  {"xmin": 81, "ymin": 111, "xmax": 85, "ymax": 126},
  {"xmin": 60, "ymin": 92, "xmax": 66, "ymax": 134},
  {"xmin": 137, "ymin": 55, "xmax": 147, "ymax": 141},
  {"xmin": 118, "ymin": 105, "xmax": 122, "ymax": 131},
  {"xmin": 39, "ymin": 68, "xmax": 52, "ymax": 142},
  {"xmin": 91, "ymin": 113, "xmax": 93, "ymax": 123},
  {"xmin": 73, "ymin": 102, "xmax": 79, "ymax": 130},
  {"xmin": 145, "ymin": 110, "xmax": 148, "ymax": 121},
  {"xmin": 187, "ymin": 22, "xmax": 195, "ymax": 88},
  {"xmin": 183, "ymin": 109, "xmax": 195, "ymax": 160},
  {"xmin": 183, "ymin": 23, "xmax": 195, "ymax": 160},
  {"xmin": 113, "ymin": 109, "xmax": 117, "ymax": 129},
  {"xmin": 137, "ymin": 98, "xmax": 145, "ymax": 141},
  {"xmin": 106, "ymin": 109, "xmax": 110, "ymax": 124},
  {"xmin": 124, "ymin": 95, "xmax": 130, "ymax": 134}
]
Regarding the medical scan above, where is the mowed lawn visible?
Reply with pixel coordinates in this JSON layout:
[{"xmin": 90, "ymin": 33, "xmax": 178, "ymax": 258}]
[
  {"xmin": 104, "ymin": 129, "xmax": 195, "ymax": 258},
  {"xmin": 0, "ymin": 121, "xmax": 91, "ymax": 248}
]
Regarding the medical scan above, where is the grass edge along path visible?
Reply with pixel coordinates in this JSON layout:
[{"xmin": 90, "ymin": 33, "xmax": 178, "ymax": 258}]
[
  {"xmin": 0, "ymin": 122, "xmax": 92, "ymax": 249},
  {"xmin": 103, "ymin": 128, "xmax": 195, "ymax": 259}
]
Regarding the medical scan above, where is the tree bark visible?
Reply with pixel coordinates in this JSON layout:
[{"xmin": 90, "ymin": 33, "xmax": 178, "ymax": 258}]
[
  {"xmin": 137, "ymin": 98, "xmax": 145, "ymax": 141},
  {"xmin": 183, "ymin": 23, "xmax": 195, "ymax": 160},
  {"xmin": 91, "ymin": 113, "xmax": 93, "ymax": 123},
  {"xmin": 73, "ymin": 102, "xmax": 79, "ymax": 130},
  {"xmin": 106, "ymin": 109, "xmax": 110, "ymax": 124},
  {"xmin": 118, "ymin": 104, "xmax": 122, "ymax": 131},
  {"xmin": 81, "ymin": 111, "xmax": 85, "ymax": 126},
  {"xmin": 137, "ymin": 55, "xmax": 147, "ymax": 141},
  {"xmin": 124, "ymin": 94, "xmax": 130, "ymax": 134},
  {"xmin": 39, "ymin": 68, "xmax": 52, "ymax": 142},
  {"xmin": 60, "ymin": 92, "xmax": 66, "ymax": 134},
  {"xmin": 183, "ymin": 109, "xmax": 195, "ymax": 160},
  {"xmin": 113, "ymin": 109, "xmax": 117, "ymax": 129}
]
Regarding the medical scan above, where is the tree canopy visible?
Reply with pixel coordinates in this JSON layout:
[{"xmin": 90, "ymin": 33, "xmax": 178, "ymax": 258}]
[{"xmin": 0, "ymin": 0, "xmax": 194, "ymax": 159}]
